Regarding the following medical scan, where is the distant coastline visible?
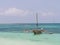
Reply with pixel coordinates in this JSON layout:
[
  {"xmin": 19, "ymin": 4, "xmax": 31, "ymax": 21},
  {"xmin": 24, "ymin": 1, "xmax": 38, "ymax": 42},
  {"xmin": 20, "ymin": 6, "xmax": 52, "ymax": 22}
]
[{"xmin": 0, "ymin": 23, "xmax": 60, "ymax": 24}]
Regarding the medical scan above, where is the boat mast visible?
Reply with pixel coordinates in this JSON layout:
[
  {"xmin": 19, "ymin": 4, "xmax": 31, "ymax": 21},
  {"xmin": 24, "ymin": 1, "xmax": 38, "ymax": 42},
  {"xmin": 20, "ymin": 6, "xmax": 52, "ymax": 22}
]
[{"xmin": 36, "ymin": 13, "xmax": 38, "ymax": 29}]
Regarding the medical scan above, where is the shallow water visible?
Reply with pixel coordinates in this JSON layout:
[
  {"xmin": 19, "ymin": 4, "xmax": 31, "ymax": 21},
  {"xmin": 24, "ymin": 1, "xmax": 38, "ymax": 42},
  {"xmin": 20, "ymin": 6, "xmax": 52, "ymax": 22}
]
[
  {"xmin": 0, "ymin": 32, "xmax": 60, "ymax": 45},
  {"xmin": 0, "ymin": 23, "xmax": 60, "ymax": 45}
]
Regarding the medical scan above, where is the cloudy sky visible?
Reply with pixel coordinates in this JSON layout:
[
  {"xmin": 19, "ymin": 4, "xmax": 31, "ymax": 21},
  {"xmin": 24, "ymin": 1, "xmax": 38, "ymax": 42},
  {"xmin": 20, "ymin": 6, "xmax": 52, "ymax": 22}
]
[{"xmin": 0, "ymin": 0, "xmax": 60, "ymax": 23}]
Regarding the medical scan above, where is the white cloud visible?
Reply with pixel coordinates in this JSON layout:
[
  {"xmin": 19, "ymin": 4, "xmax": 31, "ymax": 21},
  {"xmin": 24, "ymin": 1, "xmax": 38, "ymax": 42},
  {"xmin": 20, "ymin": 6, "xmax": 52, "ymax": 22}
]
[
  {"xmin": 40, "ymin": 11, "xmax": 54, "ymax": 16},
  {"xmin": 0, "ymin": 8, "xmax": 54, "ymax": 17},
  {"xmin": 31, "ymin": 11, "xmax": 54, "ymax": 17},
  {"xmin": 0, "ymin": 8, "xmax": 30, "ymax": 16}
]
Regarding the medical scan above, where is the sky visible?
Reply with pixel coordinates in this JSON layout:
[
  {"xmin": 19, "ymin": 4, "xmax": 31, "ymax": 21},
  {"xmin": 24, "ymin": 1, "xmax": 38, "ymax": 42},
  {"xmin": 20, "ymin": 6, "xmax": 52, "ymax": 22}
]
[{"xmin": 0, "ymin": 0, "xmax": 60, "ymax": 23}]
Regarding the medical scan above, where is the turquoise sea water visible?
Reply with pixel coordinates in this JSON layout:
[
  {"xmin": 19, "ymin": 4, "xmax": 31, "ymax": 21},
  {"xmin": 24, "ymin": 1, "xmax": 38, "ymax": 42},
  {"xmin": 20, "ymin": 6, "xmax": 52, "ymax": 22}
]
[{"xmin": 0, "ymin": 23, "xmax": 60, "ymax": 45}]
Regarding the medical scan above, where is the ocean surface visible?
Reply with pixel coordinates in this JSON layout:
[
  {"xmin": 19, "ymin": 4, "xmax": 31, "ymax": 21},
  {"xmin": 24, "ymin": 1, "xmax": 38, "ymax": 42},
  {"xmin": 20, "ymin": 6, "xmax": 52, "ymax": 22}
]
[{"xmin": 0, "ymin": 23, "xmax": 60, "ymax": 45}]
